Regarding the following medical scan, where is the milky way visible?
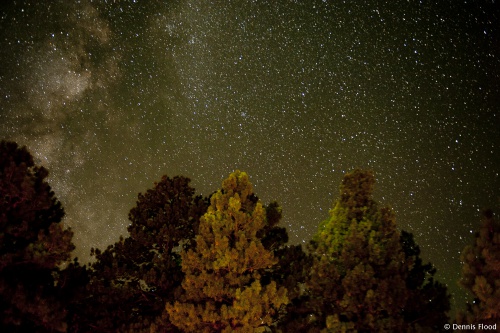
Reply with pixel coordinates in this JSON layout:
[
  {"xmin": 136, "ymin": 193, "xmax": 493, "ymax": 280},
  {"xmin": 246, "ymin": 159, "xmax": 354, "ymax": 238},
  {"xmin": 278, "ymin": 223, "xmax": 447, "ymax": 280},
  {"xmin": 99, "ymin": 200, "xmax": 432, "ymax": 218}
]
[{"xmin": 1, "ymin": 0, "xmax": 498, "ymax": 312}]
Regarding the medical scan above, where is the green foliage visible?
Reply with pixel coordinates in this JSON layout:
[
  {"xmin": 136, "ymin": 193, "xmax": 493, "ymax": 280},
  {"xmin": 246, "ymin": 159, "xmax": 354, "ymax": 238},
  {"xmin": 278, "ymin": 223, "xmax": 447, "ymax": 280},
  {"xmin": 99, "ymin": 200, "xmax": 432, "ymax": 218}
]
[
  {"xmin": 0, "ymin": 140, "xmax": 75, "ymax": 332},
  {"xmin": 68, "ymin": 175, "xmax": 209, "ymax": 332},
  {"xmin": 166, "ymin": 170, "xmax": 289, "ymax": 332},
  {"xmin": 308, "ymin": 170, "xmax": 407, "ymax": 332},
  {"xmin": 307, "ymin": 169, "xmax": 449, "ymax": 333},
  {"xmin": 457, "ymin": 209, "xmax": 500, "ymax": 325}
]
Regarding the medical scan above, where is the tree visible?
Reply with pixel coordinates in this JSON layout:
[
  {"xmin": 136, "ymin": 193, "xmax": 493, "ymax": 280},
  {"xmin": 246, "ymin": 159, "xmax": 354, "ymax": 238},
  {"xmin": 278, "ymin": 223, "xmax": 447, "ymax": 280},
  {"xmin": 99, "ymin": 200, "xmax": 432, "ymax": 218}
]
[
  {"xmin": 269, "ymin": 244, "xmax": 313, "ymax": 333},
  {"xmin": 0, "ymin": 140, "xmax": 74, "ymax": 332},
  {"xmin": 457, "ymin": 209, "xmax": 500, "ymax": 325},
  {"xmin": 302, "ymin": 169, "xmax": 450, "ymax": 332},
  {"xmin": 400, "ymin": 231, "xmax": 450, "ymax": 332},
  {"xmin": 166, "ymin": 170, "xmax": 288, "ymax": 332},
  {"xmin": 256, "ymin": 202, "xmax": 313, "ymax": 333},
  {"xmin": 307, "ymin": 169, "xmax": 449, "ymax": 332},
  {"xmin": 68, "ymin": 175, "xmax": 209, "ymax": 332}
]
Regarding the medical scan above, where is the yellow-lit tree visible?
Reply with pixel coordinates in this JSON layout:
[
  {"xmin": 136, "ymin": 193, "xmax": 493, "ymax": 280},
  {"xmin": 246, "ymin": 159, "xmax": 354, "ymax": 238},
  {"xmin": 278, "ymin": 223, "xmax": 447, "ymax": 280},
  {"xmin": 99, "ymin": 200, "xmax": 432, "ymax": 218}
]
[{"xmin": 166, "ymin": 170, "xmax": 288, "ymax": 332}]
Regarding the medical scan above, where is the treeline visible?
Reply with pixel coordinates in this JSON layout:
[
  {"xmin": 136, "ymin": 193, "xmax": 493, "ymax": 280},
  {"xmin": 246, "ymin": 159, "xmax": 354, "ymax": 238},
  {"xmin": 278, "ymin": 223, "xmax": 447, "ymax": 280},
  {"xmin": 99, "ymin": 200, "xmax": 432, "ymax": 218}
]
[{"xmin": 0, "ymin": 140, "xmax": 498, "ymax": 333}]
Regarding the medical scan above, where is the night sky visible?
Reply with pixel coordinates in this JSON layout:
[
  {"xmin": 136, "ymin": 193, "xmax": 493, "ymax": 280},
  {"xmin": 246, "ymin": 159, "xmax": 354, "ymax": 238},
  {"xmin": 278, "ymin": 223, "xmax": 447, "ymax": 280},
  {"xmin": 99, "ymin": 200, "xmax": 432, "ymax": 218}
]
[{"xmin": 1, "ymin": 0, "xmax": 498, "ymax": 312}]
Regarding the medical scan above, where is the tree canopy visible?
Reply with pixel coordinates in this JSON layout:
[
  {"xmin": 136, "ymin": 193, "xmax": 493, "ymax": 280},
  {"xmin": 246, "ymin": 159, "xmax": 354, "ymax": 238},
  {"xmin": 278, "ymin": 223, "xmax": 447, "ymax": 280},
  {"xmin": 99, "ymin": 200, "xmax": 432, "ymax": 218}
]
[{"xmin": 1, "ymin": 140, "xmax": 462, "ymax": 333}]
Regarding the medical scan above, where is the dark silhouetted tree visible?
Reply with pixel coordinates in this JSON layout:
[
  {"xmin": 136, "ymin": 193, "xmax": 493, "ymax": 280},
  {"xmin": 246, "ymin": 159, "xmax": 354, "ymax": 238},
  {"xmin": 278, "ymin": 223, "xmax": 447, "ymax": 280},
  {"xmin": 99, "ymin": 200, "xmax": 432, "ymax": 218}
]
[
  {"xmin": 68, "ymin": 175, "xmax": 209, "ymax": 332},
  {"xmin": 166, "ymin": 170, "xmax": 288, "ymax": 333},
  {"xmin": 307, "ymin": 169, "xmax": 449, "ymax": 332},
  {"xmin": 457, "ymin": 209, "xmax": 500, "ymax": 325},
  {"xmin": 0, "ymin": 140, "xmax": 74, "ymax": 332},
  {"xmin": 270, "ymin": 244, "xmax": 313, "ymax": 333},
  {"xmin": 258, "ymin": 202, "xmax": 313, "ymax": 333},
  {"xmin": 400, "ymin": 231, "xmax": 450, "ymax": 332}
]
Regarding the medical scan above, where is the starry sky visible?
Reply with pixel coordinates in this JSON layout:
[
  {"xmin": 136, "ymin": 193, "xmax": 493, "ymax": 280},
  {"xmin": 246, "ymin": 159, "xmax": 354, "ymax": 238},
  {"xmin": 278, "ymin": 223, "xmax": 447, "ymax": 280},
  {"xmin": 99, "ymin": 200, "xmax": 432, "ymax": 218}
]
[{"xmin": 0, "ymin": 0, "xmax": 498, "ymax": 312}]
